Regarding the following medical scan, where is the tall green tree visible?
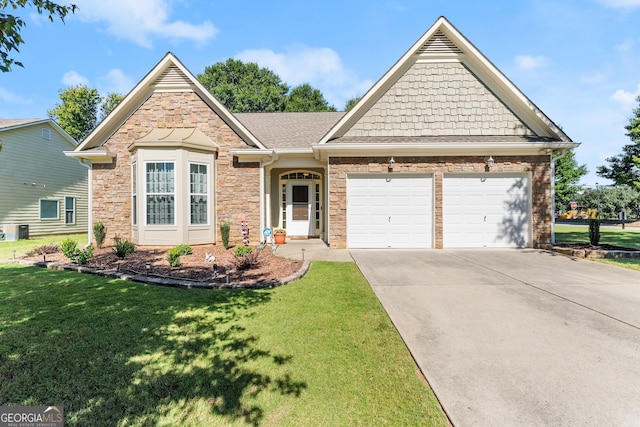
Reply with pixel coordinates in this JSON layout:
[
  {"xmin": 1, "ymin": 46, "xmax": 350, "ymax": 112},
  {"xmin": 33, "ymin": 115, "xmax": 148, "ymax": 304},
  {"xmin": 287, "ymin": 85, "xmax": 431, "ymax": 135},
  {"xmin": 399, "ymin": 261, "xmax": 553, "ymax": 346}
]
[
  {"xmin": 344, "ymin": 96, "xmax": 362, "ymax": 112},
  {"xmin": 597, "ymin": 95, "xmax": 640, "ymax": 187},
  {"xmin": 554, "ymin": 149, "xmax": 587, "ymax": 212},
  {"xmin": 197, "ymin": 59, "xmax": 289, "ymax": 113},
  {"xmin": 285, "ymin": 83, "xmax": 336, "ymax": 112},
  {"xmin": 48, "ymin": 85, "xmax": 123, "ymax": 141},
  {"xmin": 0, "ymin": 0, "xmax": 76, "ymax": 72}
]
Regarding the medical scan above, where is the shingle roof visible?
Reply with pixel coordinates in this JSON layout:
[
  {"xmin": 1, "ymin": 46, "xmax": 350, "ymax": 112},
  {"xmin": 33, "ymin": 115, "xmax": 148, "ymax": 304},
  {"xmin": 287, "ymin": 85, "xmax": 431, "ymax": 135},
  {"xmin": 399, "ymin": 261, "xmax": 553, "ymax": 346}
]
[
  {"xmin": 0, "ymin": 118, "xmax": 47, "ymax": 130},
  {"xmin": 235, "ymin": 112, "xmax": 345, "ymax": 149},
  {"xmin": 330, "ymin": 135, "xmax": 561, "ymax": 144}
]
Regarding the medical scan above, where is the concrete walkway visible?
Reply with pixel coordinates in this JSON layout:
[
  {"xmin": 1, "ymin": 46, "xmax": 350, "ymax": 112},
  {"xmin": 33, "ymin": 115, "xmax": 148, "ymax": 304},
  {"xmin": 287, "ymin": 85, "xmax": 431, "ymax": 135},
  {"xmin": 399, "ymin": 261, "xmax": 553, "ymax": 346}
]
[
  {"xmin": 351, "ymin": 249, "xmax": 640, "ymax": 427},
  {"xmin": 271, "ymin": 238, "xmax": 353, "ymax": 262}
]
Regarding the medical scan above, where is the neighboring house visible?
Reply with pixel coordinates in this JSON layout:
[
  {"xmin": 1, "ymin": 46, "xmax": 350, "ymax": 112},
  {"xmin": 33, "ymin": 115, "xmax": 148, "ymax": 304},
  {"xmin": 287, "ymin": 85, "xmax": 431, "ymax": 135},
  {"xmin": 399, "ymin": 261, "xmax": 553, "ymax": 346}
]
[
  {"xmin": 68, "ymin": 16, "xmax": 577, "ymax": 249},
  {"xmin": 0, "ymin": 118, "xmax": 88, "ymax": 238}
]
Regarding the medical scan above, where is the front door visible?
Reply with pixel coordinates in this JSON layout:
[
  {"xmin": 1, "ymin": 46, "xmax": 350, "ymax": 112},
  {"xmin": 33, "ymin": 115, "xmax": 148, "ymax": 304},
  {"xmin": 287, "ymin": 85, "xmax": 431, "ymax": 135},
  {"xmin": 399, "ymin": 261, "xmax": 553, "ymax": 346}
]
[{"xmin": 287, "ymin": 183, "xmax": 312, "ymax": 237}]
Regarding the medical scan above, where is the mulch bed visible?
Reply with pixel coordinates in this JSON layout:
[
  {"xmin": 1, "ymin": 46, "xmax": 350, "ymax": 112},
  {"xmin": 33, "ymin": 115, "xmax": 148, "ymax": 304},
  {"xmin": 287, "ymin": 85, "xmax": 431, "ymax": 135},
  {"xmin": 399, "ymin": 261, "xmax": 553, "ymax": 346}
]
[
  {"xmin": 554, "ymin": 243, "xmax": 639, "ymax": 252},
  {"xmin": 21, "ymin": 244, "xmax": 302, "ymax": 285}
]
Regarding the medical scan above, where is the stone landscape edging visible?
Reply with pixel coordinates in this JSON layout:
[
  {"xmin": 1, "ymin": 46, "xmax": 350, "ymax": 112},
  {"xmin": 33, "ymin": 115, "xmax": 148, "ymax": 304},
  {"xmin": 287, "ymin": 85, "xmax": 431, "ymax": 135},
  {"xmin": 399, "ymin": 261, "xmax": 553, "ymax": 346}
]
[
  {"xmin": 545, "ymin": 244, "xmax": 640, "ymax": 259},
  {"xmin": 7, "ymin": 258, "xmax": 311, "ymax": 289}
]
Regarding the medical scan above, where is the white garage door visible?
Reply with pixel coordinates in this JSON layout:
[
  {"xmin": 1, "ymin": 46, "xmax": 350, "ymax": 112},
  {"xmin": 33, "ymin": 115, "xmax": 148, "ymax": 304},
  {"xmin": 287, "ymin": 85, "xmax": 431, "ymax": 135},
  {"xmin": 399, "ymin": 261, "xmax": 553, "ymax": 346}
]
[
  {"xmin": 443, "ymin": 174, "xmax": 530, "ymax": 248},
  {"xmin": 347, "ymin": 175, "xmax": 433, "ymax": 248}
]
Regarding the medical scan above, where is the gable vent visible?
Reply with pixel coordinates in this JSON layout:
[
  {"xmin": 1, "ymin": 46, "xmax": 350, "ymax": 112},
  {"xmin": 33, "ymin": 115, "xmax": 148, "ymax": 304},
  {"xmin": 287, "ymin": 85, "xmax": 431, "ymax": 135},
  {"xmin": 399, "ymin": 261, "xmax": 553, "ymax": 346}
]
[
  {"xmin": 154, "ymin": 64, "xmax": 192, "ymax": 88},
  {"xmin": 418, "ymin": 30, "xmax": 462, "ymax": 55}
]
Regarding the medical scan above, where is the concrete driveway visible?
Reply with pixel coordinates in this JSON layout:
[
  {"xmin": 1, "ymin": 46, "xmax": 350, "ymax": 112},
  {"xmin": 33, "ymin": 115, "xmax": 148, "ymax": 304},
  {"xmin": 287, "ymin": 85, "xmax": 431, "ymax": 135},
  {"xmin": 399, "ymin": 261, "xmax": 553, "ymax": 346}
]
[{"xmin": 350, "ymin": 249, "xmax": 640, "ymax": 426}]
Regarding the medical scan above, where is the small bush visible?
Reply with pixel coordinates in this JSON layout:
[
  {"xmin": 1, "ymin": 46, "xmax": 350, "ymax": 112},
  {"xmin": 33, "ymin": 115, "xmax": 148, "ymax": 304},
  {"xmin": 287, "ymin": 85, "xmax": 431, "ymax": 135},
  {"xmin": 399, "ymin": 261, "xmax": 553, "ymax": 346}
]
[
  {"xmin": 59, "ymin": 238, "xmax": 94, "ymax": 264},
  {"xmin": 93, "ymin": 222, "xmax": 106, "ymax": 248},
  {"xmin": 588, "ymin": 218, "xmax": 601, "ymax": 245},
  {"xmin": 113, "ymin": 235, "xmax": 135, "ymax": 259},
  {"xmin": 26, "ymin": 243, "xmax": 60, "ymax": 257},
  {"xmin": 220, "ymin": 221, "xmax": 231, "ymax": 249},
  {"xmin": 60, "ymin": 238, "xmax": 79, "ymax": 260},
  {"xmin": 233, "ymin": 245, "xmax": 260, "ymax": 270},
  {"xmin": 167, "ymin": 244, "xmax": 193, "ymax": 267}
]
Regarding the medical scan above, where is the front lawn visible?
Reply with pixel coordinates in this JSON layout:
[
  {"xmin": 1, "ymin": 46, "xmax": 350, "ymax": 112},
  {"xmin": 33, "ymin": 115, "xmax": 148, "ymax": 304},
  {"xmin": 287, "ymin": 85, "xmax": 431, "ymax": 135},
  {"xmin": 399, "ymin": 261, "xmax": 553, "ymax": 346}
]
[
  {"xmin": 0, "ymin": 262, "xmax": 447, "ymax": 426},
  {"xmin": 0, "ymin": 233, "xmax": 87, "ymax": 260}
]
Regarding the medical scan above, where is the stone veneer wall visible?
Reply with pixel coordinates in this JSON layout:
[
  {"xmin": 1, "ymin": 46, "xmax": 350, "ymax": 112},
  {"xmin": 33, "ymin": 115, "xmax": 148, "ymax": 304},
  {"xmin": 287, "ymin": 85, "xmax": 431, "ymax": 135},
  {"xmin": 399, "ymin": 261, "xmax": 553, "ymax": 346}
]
[
  {"xmin": 92, "ymin": 91, "xmax": 260, "ymax": 247},
  {"xmin": 328, "ymin": 155, "xmax": 551, "ymax": 249}
]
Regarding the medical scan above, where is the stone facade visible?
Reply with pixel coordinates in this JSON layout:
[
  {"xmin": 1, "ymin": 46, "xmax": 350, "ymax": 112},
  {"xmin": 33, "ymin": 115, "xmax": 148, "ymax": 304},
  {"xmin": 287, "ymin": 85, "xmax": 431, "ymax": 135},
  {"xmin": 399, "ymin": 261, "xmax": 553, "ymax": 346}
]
[
  {"xmin": 91, "ymin": 91, "xmax": 260, "ymax": 247},
  {"xmin": 327, "ymin": 155, "xmax": 551, "ymax": 249}
]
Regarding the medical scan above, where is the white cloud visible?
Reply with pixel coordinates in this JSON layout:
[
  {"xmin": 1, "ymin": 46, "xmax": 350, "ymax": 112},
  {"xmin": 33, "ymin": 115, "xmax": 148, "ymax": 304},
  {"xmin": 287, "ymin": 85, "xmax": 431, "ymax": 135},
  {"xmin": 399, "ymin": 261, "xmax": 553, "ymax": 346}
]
[
  {"xmin": 580, "ymin": 72, "xmax": 606, "ymax": 84},
  {"xmin": 595, "ymin": 0, "xmax": 640, "ymax": 8},
  {"xmin": 514, "ymin": 55, "xmax": 550, "ymax": 70},
  {"xmin": 236, "ymin": 45, "xmax": 373, "ymax": 110},
  {"xmin": 0, "ymin": 88, "xmax": 32, "ymax": 105},
  {"xmin": 72, "ymin": 0, "xmax": 217, "ymax": 48},
  {"xmin": 610, "ymin": 84, "xmax": 640, "ymax": 111},
  {"xmin": 61, "ymin": 70, "xmax": 90, "ymax": 87},
  {"xmin": 99, "ymin": 69, "xmax": 135, "ymax": 95}
]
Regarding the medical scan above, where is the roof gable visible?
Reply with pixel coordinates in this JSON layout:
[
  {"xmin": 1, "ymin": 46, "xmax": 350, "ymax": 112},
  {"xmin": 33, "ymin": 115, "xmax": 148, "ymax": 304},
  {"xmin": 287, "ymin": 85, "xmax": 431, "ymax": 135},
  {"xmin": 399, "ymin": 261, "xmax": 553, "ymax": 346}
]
[
  {"xmin": 73, "ymin": 52, "xmax": 265, "ymax": 154},
  {"xmin": 320, "ymin": 16, "xmax": 571, "ymax": 144},
  {"xmin": 0, "ymin": 118, "xmax": 78, "ymax": 148}
]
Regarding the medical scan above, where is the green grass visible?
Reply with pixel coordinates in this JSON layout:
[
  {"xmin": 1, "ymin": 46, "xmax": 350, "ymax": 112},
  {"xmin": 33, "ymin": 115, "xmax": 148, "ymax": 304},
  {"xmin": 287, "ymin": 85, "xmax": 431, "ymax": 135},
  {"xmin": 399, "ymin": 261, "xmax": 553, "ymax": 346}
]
[
  {"xmin": 0, "ymin": 233, "xmax": 87, "ymax": 260},
  {"xmin": 0, "ymin": 261, "xmax": 447, "ymax": 426},
  {"xmin": 555, "ymin": 224, "xmax": 640, "ymax": 270}
]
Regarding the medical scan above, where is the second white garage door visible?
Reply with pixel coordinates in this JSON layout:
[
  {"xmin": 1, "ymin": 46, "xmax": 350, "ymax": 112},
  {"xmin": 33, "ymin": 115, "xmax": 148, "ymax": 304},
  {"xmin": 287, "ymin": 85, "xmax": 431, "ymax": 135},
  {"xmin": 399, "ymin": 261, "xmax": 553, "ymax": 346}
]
[
  {"xmin": 443, "ymin": 174, "xmax": 530, "ymax": 248},
  {"xmin": 347, "ymin": 175, "xmax": 433, "ymax": 248}
]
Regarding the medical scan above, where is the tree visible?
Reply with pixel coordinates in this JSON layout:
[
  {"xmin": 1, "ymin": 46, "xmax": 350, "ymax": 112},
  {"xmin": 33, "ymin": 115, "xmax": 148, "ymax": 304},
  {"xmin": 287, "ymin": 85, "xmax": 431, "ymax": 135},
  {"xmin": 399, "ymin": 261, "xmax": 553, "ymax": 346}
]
[
  {"xmin": 577, "ymin": 185, "xmax": 640, "ymax": 219},
  {"xmin": 597, "ymin": 95, "xmax": 640, "ymax": 187},
  {"xmin": 285, "ymin": 83, "xmax": 336, "ymax": 112},
  {"xmin": 554, "ymin": 149, "xmax": 587, "ymax": 212},
  {"xmin": 344, "ymin": 96, "xmax": 362, "ymax": 112},
  {"xmin": 0, "ymin": 0, "xmax": 76, "ymax": 72},
  {"xmin": 48, "ymin": 85, "xmax": 123, "ymax": 141},
  {"xmin": 197, "ymin": 59, "xmax": 289, "ymax": 113}
]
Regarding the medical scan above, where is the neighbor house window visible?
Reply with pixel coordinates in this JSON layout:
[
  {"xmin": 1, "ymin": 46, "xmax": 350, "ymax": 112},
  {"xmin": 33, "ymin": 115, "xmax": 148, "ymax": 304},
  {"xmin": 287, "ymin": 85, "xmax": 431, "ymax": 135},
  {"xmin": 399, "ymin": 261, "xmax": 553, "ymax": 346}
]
[
  {"xmin": 146, "ymin": 162, "xmax": 175, "ymax": 225},
  {"xmin": 65, "ymin": 196, "xmax": 75, "ymax": 224},
  {"xmin": 189, "ymin": 163, "xmax": 208, "ymax": 225},
  {"xmin": 40, "ymin": 199, "xmax": 59, "ymax": 220},
  {"xmin": 132, "ymin": 162, "xmax": 137, "ymax": 225}
]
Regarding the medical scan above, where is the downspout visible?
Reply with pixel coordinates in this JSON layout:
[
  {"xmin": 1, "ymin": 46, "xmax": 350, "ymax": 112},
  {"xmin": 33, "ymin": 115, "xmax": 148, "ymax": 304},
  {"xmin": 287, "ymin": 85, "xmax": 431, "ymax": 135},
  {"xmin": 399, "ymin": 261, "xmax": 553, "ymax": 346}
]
[
  {"xmin": 260, "ymin": 152, "xmax": 279, "ymax": 242},
  {"xmin": 551, "ymin": 149, "xmax": 571, "ymax": 245},
  {"xmin": 78, "ymin": 159, "xmax": 93, "ymax": 247}
]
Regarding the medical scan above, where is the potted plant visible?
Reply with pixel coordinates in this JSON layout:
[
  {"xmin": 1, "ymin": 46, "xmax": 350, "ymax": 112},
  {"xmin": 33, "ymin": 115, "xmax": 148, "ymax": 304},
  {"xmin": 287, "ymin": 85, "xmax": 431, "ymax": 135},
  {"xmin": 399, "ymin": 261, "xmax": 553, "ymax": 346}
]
[{"xmin": 273, "ymin": 228, "xmax": 286, "ymax": 245}]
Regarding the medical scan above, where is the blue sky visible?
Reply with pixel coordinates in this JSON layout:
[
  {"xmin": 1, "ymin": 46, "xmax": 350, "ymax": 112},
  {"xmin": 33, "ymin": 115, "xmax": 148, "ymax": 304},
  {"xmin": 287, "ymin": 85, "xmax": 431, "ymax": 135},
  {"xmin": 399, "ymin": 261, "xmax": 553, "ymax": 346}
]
[{"xmin": 2, "ymin": 0, "xmax": 640, "ymax": 186}]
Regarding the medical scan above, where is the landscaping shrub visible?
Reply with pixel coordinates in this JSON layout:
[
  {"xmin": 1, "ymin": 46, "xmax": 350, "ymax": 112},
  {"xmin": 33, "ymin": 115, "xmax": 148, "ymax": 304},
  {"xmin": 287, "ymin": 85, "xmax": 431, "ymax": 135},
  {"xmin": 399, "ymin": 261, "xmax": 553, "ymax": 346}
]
[
  {"xmin": 59, "ymin": 238, "xmax": 94, "ymax": 264},
  {"xmin": 93, "ymin": 222, "xmax": 106, "ymax": 248},
  {"xmin": 589, "ymin": 218, "xmax": 601, "ymax": 245},
  {"xmin": 112, "ymin": 235, "xmax": 135, "ymax": 258},
  {"xmin": 220, "ymin": 221, "xmax": 231, "ymax": 249},
  {"xmin": 167, "ymin": 244, "xmax": 193, "ymax": 267},
  {"xmin": 233, "ymin": 245, "xmax": 260, "ymax": 270}
]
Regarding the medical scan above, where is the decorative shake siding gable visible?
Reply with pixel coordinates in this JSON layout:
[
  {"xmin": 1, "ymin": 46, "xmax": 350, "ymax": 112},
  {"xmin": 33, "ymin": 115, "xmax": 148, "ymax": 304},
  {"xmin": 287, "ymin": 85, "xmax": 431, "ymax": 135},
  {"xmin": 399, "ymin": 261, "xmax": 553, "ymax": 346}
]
[{"xmin": 344, "ymin": 62, "xmax": 535, "ymax": 138}]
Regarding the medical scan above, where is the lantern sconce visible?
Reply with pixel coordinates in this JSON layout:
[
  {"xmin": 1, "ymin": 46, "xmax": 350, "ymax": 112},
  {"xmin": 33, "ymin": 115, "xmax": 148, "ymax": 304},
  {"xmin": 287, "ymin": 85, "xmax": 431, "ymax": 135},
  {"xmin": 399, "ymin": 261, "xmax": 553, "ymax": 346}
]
[
  {"xmin": 388, "ymin": 156, "xmax": 396, "ymax": 170},
  {"xmin": 484, "ymin": 155, "xmax": 495, "ymax": 170}
]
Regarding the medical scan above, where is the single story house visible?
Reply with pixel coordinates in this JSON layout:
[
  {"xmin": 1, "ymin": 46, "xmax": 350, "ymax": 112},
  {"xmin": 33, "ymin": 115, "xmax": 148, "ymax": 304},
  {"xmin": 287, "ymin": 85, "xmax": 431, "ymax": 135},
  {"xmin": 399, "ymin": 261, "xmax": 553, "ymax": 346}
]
[
  {"xmin": 67, "ymin": 16, "xmax": 578, "ymax": 249},
  {"xmin": 0, "ymin": 118, "xmax": 88, "ymax": 238}
]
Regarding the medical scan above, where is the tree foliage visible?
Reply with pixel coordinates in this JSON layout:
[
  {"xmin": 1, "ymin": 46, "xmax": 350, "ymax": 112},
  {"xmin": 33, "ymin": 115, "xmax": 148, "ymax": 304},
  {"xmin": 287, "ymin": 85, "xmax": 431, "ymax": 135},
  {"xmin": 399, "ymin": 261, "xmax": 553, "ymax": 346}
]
[
  {"xmin": 285, "ymin": 83, "xmax": 336, "ymax": 112},
  {"xmin": 47, "ymin": 85, "xmax": 123, "ymax": 141},
  {"xmin": 576, "ymin": 185, "xmax": 640, "ymax": 219},
  {"xmin": 198, "ymin": 58, "xmax": 339, "ymax": 113},
  {"xmin": 344, "ymin": 96, "xmax": 362, "ymax": 112},
  {"xmin": 597, "ymin": 95, "xmax": 640, "ymax": 187},
  {"xmin": 554, "ymin": 149, "xmax": 587, "ymax": 212},
  {"xmin": 0, "ymin": 0, "xmax": 76, "ymax": 72},
  {"xmin": 197, "ymin": 59, "xmax": 289, "ymax": 113}
]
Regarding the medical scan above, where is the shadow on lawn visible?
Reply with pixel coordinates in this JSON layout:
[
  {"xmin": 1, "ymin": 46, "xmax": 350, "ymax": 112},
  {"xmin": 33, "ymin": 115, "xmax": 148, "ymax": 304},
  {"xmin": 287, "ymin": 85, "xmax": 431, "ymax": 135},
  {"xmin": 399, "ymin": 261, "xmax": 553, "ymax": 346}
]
[{"xmin": 0, "ymin": 265, "xmax": 306, "ymax": 426}]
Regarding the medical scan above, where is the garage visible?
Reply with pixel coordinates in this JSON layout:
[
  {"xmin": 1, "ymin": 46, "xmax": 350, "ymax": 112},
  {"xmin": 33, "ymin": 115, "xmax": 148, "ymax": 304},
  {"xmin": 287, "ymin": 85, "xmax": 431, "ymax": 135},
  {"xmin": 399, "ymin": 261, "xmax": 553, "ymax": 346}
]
[
  {"xmin": 443, "ymin": 174, "xmax": 530, "ymax": 248},
  {"xmin": 347, "ymin": 174, "xmax": 433, "ymax": 248}
]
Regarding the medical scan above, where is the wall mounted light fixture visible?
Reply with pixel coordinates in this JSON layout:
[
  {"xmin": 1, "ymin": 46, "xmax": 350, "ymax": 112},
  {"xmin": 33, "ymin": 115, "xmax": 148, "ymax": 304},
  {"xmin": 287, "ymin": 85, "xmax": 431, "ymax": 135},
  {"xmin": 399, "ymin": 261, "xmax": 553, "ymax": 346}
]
[
  {"xmin": 388, "ymin": 156, "xmax": 395, "ymax": 170},
  {"xmin": 484, "ymin": 155, "xmax": 495, "ymax": 169}
]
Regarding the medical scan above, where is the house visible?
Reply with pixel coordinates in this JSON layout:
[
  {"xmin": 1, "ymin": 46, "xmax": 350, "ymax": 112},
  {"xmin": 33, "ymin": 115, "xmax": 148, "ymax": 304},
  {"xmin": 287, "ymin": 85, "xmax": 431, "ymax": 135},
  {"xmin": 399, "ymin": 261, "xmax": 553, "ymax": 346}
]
[
  {"xmin": 67, "ymin": 16, "xmax": 578, "ymax": 249},
  {"xmin": 0, "ymin": 118, "xmax": 88, "ymax": 238}
]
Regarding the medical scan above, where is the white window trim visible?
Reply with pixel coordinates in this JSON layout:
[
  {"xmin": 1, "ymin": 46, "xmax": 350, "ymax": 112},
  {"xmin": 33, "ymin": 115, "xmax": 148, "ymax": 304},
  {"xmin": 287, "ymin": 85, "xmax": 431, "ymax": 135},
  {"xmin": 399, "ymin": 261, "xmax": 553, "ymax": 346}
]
[
  {"xmin": 39, "ymin": 199, "xmax": 60, "ymax": 221},
  {"xmin": 144, "ymin": 161, "xmax": 176, "ymax": 226},
  {"xmin": 64, "ymin": 196, "xmax": 76, "ymax": 225},
  {"xmin": 132, "ymin": 162, "xmax": 137, "ymax": 226},
  {"xmin": 189, "ymin": 162, "xmax": 210, "ymax": 226}
]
